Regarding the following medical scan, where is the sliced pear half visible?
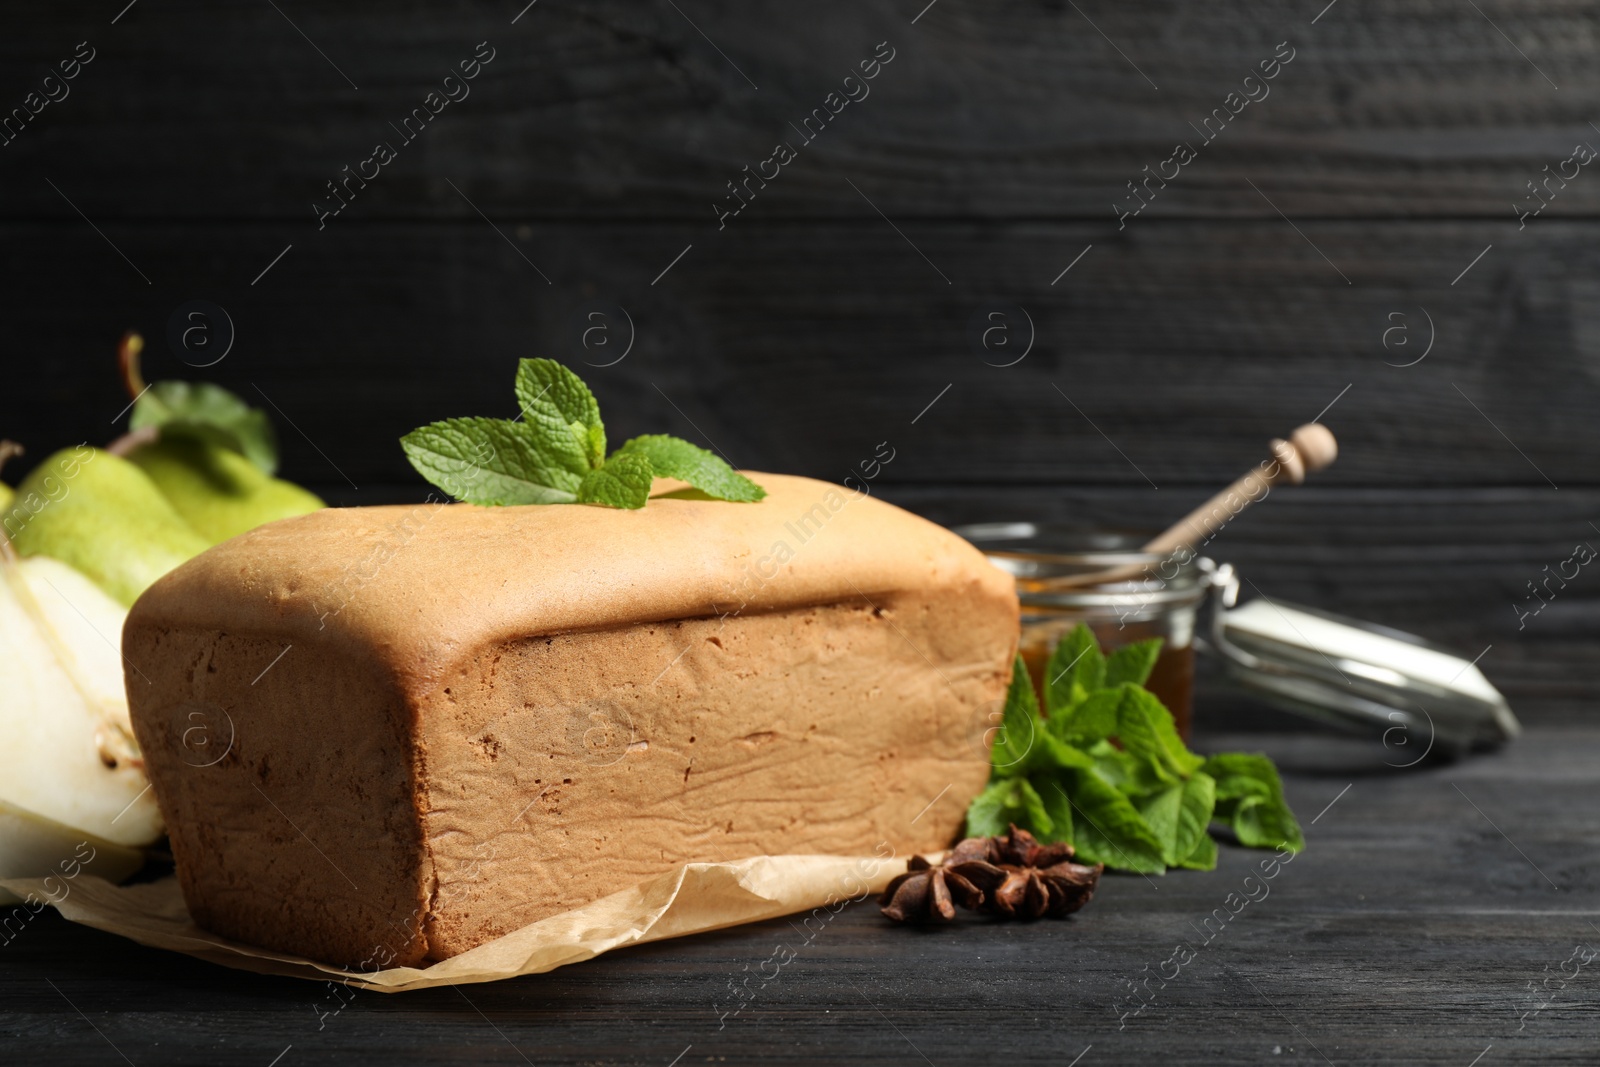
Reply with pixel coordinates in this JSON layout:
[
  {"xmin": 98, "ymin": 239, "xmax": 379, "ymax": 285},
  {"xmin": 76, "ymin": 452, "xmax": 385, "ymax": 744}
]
[
  {"xmin": 0, "ymin": 552, "xmax": 163, "ymax": 847},
  {"xmin": 0, "ymin": 796, "xmax": 145, "ymax": 905}
]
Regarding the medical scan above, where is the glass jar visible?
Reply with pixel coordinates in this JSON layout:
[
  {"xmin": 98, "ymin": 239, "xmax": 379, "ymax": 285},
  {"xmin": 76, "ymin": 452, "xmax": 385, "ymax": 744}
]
[{"xmin": 954, "ymin": 524, "xmax": 1210, "ymax": 738}]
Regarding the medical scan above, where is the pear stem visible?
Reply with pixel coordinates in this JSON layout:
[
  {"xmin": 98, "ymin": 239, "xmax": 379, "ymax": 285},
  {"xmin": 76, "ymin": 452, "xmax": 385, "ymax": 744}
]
[
  {"xmin": 109, "ymin": 331, "xmax": 154, "ymax": 454},
  {"xmin": 118, "ymin": 331, "xmax": 147, "ymax": 404},
  {"xmin": 106, "ymin": 426, "xmax": 158, "ymax": 457},
  {"xmin": 0, "ymin": 440, "xmax": 21, "ymax": 479}
]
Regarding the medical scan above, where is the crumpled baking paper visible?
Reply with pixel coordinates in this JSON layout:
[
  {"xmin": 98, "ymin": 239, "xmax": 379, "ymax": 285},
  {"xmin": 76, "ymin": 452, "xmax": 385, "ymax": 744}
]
[{"xmin": 0, "ymin": 852, "xmax": 904, "ymax": 992}]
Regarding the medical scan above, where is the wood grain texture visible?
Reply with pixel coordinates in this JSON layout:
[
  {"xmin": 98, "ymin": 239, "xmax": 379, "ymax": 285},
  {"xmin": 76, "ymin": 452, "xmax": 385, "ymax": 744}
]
[
  {"xmin": 3, "ymin": 726, "xmax": 1596, "ymax": 1065},
  {"xmin": 2, "ymin": 0, "xmax": 1596, "ymax": 1055},
  {"xmin": 4, "ymin": 0, "xmax": 1600, "ymax": 222},
  {"xmin": 3, "ymin": 219, "xmax": 1596, "ymax": 489}
]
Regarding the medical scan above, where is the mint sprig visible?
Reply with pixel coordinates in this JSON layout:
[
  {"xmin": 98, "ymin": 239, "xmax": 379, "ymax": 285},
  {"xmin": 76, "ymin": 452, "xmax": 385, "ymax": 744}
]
[
  {"xmin": 401, "ymin": 359, "xmax": 766, "ymax": 509},
  {"xmin": 966, "ymin": 623, "xmax": 1304, "ymax": 875}
]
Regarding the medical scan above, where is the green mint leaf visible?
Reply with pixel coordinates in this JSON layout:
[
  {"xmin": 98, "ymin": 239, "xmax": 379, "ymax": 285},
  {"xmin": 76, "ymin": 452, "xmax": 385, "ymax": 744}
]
[
  {"xmin": 985, "ymin": 659, "xmax": 1094, "ymax": 776},
  {"xmin": 1082, "ymin": 738, "xmax": 1168, "ymax": 798},
  {"xmin": 1225, "ymin": 796, "xmax": 1305, "ymax": 852},
  {"xmin": 1177, "ymin": 779, "xmax": 1220, "ymax": 862},
  {"xmin": 966, "ymin": 777, "xmax": 1052, "ymax": 839},
  {"xmin": 1043, "ymin": 623, "xmax": 1105, "ymax": 715},
  {"xmin": 1134, "ymin": 785, "xmax": 1182, "ymax": 858},
  {"xmin": 615, "ymin": 434, "xmax": 765, "ymax": 502},
  {"xmin": 1136, "ymin": 771, "xmax": 1216, "ymax": 866},
  {"xmin": 1105, "ymin": 637, "xmax": 1163, "ymax": 689},
  {"xmin": 1202, "ymin": 753, "xmax": 1304, "ymax": 851},
  {"xmin": 1201, "ymin": 753, "xmax": 1280, "ymax": 802},
  {"xmin": 1083, "ymin": 738, "xmax": 1138, "ymax": 791},
  {"xmin": 965, "ymin": 780, "xmax": 1015, "ymax": 837},
  {"xmin": 1176, "ymin": 830, "xmax": 1218, "ymax": 870},
  {"xmin": 1114, "ymin": 684, "xmax": 1205, "ymax": 780},
  {"xmin": 130, "ymin": 381, "xmax": 278, "ymax": 473},
  {"xmin": 1047, "ymin": 687, "xmax": 1120, "ymax": 746},
  {"xmin": 991, "ymin": 655, "xmax": 1043, "ymax": 777},
  {"xmin": 575, "ymin": 451, "xmax": 653, "ymax": 509},
  {"xmin": 401, "ymin": 417, "xmax": 579, "ymax": 504},
  {"xmin": 1035, "ymin": 773, "xmax": 1075, "ymax": 845},
  {"xmin": 1047, "ymin": 770, "xmax": 1166, "ymax": 875},
  {"xmin": 514, "ymin": 358, "xmax": 606, "ymax": 469},
  {"xmin": 1013, "ymin": 778, "xmax": 1054, "ymax": 836},
  {"xmin": 1036, "ymin": 732, "xmax": 1096, "ymax": 773},
  {"xmin": 1055, "ymin": 684, "xmax": 1198, "ymax": 783}
]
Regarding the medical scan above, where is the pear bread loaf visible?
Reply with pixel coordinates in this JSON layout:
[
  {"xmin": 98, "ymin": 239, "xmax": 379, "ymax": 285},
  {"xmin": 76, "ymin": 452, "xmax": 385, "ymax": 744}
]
[{"xmin": 124, "ymin": 473, "xmax": 1019, "ymax": 966}]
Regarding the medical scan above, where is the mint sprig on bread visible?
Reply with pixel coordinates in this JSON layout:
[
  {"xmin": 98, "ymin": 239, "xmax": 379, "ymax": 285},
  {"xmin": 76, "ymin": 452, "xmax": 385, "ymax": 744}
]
[{"xmin": 401, "ymin": 359, "xmax": 765, "ymax": 508}]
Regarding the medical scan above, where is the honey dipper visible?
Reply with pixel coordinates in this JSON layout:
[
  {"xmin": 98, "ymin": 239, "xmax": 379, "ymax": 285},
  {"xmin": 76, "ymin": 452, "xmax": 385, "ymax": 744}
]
[
  {"xmin": 1050, "ymin": 422, "xmax": 1338, "ymax": 588},
  {"xmin": 1142, "ymin": 422, "xmax": 1337, "ymax": 556}
]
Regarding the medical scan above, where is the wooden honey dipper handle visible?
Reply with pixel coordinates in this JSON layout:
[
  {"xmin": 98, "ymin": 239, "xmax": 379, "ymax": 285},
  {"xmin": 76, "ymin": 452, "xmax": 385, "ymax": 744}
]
[{"xmin": 1142, "ymin": 423, "xmax": 1337, "ymax": 557}]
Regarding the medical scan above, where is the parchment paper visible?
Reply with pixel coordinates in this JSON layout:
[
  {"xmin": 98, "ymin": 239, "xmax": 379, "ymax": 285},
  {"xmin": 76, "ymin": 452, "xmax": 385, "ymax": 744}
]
[{"xmin": 0, "ymin": 852, "xmax": 904, "ymax": 992}]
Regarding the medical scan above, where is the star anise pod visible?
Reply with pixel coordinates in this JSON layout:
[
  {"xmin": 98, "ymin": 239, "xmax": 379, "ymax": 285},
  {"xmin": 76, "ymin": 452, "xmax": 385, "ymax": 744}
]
[
  {"xmin": 880, "ymin": 825, "xmax": 1103, "ymax": 924},
  {"xmin": 879, "ymin": 855, "xmax": 985, "ymax": 923},
  {"xmin": 980, "ymin": 825, "xmax": 1103, "ymax": 920}
]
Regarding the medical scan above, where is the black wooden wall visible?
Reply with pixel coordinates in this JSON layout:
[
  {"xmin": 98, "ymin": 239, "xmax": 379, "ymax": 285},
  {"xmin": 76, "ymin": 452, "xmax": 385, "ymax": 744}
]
[{"xmin": 4, "ymin": 1, "xmax": 1596, "ymax": 717}]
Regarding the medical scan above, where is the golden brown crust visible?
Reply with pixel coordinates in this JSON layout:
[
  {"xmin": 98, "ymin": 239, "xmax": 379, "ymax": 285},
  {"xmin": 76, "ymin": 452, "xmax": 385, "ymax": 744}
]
[{"xmin": 127, "ymin": 473, "xmax": 1014, "ymax": 698}]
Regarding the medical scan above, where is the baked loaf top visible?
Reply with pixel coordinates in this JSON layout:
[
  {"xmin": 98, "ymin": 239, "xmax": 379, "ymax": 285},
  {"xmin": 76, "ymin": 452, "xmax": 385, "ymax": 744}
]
[{"xmin": 127, "ymin": 473, "xmax": 1013, "ymax": 692}]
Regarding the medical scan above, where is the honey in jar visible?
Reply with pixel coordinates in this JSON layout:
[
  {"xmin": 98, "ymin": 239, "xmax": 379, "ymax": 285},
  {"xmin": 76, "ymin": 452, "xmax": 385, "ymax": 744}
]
[{"xmin": 954, "ymin": 525, "xmax": 1208, "ymax": 739}]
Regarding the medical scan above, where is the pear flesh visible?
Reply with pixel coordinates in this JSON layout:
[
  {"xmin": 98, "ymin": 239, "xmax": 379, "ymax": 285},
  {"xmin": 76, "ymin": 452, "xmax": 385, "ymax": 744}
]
[
  {"xmin": 5, "ymin": 447, "xmax": 209, "ymax": 606},
  {"xmin": 0, "ymin": 798, "xmax": 145, "ymax": 905},
  {"xmin": 127, "ymin": 434, "xmax": 324, "ymax": 545},
  {"xmin": 0, "ymin": 554, "xmax": 162, "ymax": 848}
]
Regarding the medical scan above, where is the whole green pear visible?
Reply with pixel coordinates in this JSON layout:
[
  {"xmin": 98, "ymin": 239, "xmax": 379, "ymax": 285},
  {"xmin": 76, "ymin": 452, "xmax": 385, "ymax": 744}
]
[
  {"xmin": 5, "ymin": 447, "xmax": 210, "ymax": 606},
  {"xmin": 126, "ymin": 433, "xmax": 323, "ymax": 544}
]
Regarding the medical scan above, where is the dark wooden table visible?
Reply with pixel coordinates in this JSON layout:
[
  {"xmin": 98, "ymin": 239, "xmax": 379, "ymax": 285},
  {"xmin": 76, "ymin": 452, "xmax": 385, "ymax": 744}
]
[
  {"xmin": 5, "ymin": 713, "xmax": 1595, "ymax": 1066},
  {"xmin": 5, "ymin": 0, "xmax": 1599, "ymax": 1060}
]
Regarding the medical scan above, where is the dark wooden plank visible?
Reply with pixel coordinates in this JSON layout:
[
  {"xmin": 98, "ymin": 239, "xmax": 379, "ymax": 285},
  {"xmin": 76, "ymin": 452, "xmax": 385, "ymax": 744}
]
[
  {"xmin": 1, "ymin": 2, "xmax": 1593, "ymax": 1062},
  {"xmin": 3, "ymin": 726, "xmax": 1596, "ymax": 1064},
  {"xmin": 0, "ymin": 219, "xmax": 1593, "ymax": 487},
  {"xmin": 3, "ymin": 0, "xmax": 1599, "ymax": 222}
]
